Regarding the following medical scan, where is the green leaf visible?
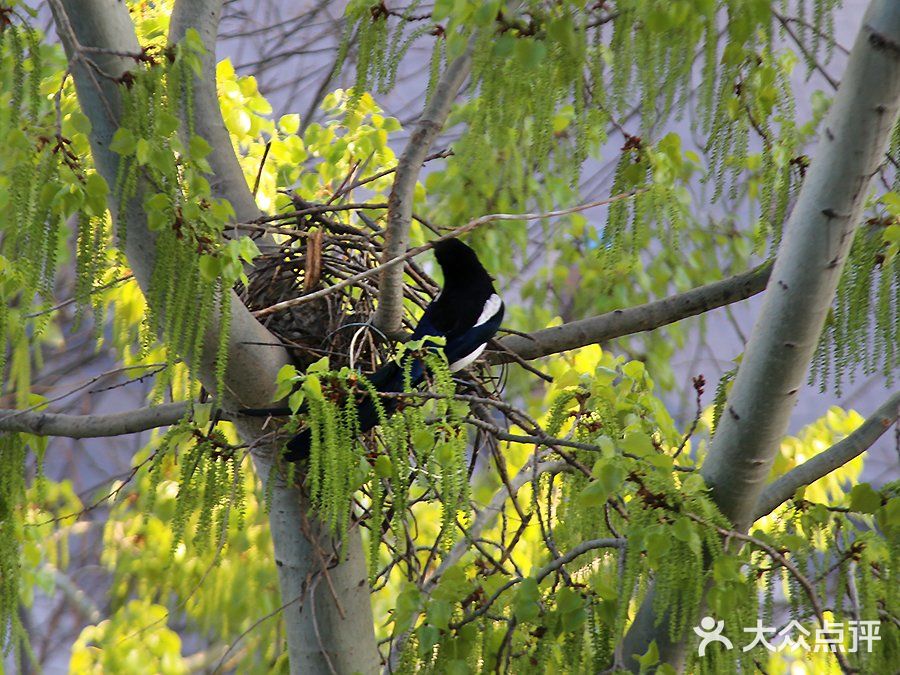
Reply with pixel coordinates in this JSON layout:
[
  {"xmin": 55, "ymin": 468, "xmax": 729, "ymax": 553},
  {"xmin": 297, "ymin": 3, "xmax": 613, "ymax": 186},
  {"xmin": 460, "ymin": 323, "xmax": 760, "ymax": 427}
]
[
  {"xmin": 557, "ymin": 586, "xmax": 582, "ymax": 613},
  {"xmin": 135, "ymin": 138, "xmax": 151, "ymax": 165},
  {"xmin": 637, "ymin": 641, "xmax": 660, "ymax": 673},
  {"xmin": 68, "ymin": 111, "xmax": 92, "ymax": 135},
  {"xmin": 84, "ymin": 172, "xmax": 109, "ymax": 214},
  {"xmin": 680, "ymin": 473, "xmax": 706, "ymax": 495},
  {"xmin": 547, "ymin": 16, "xmax": 576, "ymax": 56},
  {"xmin": 198, "ymin": 254, "xmax": 220, "ymax": 282},
  {"xmin": 193, "ymin": 402, "xmax": 212, "ymax": 427},
  {"xmin": 473, "ymin": 1, "xmax": 500, "ymax": 25},
  {"xmin": 433, "ymin": 566, "xmax": 469, "ymax": 603},
  {"xmin": 514, "ymin": 38, "xmax": 547, "ymax": 70},
  {"xmin": 597, "ymin": 435, "xmax": 615, "ymax": 458},
  {"xmin": 622, "ymin": 360, "xmax": 645, "ymax": 380},
  {"xmin": 109, "ymin": 128, "xmax": 136, "ymax": 156},
  {"xmin": 393, "ymin": 586, "xmax": 421, "ymax": 634},
  {"xmin": 644, "ymin": 530, "xmax": 671, "ymax": 561},
  {"xmin": 417, "ymin": 625, "xmax": 440, "ymax": 657},
  {"xmin": 578, "ymin": 479, "xmax": 611, "ymax": 508},
  {"xmin": 431, "ymin": 0, "xmax": 455, "ymax": 21},
  {"xmin": 849, "ymin": 483, "xmax": 881, "ymax": 514},
  {"xmin": 426, "ymin": 599, "xmax": 452, "ymax": 630},
  {"xmin": 156, "ymin": 111, "xmax": 180, "ymax": 137},
  {"xmin": 622, "ymin": 430, "xmax": 654, "ymax": 456},
  {"xmin": 412, "ymin": 428, "xmax": 434, "ymax": 452},
  {"xmin": 306, "ymin": 356, "xmax": 330, "ymax": 374},
  {"xmin": 883, "ymin": 223, "xmax": 900, "ymax": 244},
  {"xmin": 492, "ymin": 34, "xmax": 516, "ymax": 58},
  {"xmin": 373, "ymin": 455, "xmax": 393, "ymax": 478},
  {"xmin": 513, "ymin": 578, "xmax": 540, "ymax": 623},
  {"xmin": 381, "ymin": 116, "xmax": 401, "ymax": 133},
  {"xmin": 272, "ymin": 378, "xmax": 295, "ymax": 403},
  {"xmin": 303, "ymin": 374, "xmax": 323, "ymax": 400},
  {"xmin": 278, "ymin": 114, "xmax": 300, "ymax": 135},
  {"xmin": 238, "ymin": 237, "xmax": 261, "ymax": 263},
  {"xmin": 188, "ymin": 134, "xmax": 213, "ymax": 160},
  {"xmin": 288, "ymin": 390, "xmax": 305, "ymax": 414},
  {"xmin": 276, "ymin": 364, "xmax": 298, "ymax": 383},
  {"xmin": 183, "ymin": 27, "xmax": 206, "ymax": 54}
]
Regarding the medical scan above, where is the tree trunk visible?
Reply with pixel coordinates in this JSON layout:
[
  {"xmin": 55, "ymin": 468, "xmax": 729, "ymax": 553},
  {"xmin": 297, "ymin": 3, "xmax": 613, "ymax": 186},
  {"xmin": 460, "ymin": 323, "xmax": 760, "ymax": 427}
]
[
  {"xmin": 621, "ymin": 1, "xmax": 900, "ymax": 669},
  {"xmin": 49, "ymin": 2, "xmax": 379, "ymax": 672}
]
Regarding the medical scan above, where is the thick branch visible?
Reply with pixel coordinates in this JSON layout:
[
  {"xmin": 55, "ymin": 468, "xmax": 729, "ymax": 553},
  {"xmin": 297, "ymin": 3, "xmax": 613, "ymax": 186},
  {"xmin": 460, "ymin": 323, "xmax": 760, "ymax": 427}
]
[
  {"xmin": 0, "ymin": 403, "xmax": 191, "ymax": 438},
  {"xmin": 701, "ymin": 0, "xmax": 900, "ymax": 537},
  {"xmin": 491, "ymin": 263, "xmax": 772, "ymax": 362},
  {"xmin": 372, "ymin": 43, "xmax": 473, "ymax": 335},
  {"xmin": 168, "ymin": 0, "xmax": 269, "ymax": 237},
  {"xmin": 754, "ymin": 391, "xmax": 900, "ymax": 519}
]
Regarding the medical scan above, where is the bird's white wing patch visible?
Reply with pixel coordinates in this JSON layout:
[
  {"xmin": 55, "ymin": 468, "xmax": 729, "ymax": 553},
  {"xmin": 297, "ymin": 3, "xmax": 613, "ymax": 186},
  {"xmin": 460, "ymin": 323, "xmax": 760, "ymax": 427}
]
[
  {"xmin": 449, "ymin": 343, "xmax": 487, "ymax": 372},
  {"xmin": 474, "ymin": 293, "xmax": 502, "ymax": 327}
]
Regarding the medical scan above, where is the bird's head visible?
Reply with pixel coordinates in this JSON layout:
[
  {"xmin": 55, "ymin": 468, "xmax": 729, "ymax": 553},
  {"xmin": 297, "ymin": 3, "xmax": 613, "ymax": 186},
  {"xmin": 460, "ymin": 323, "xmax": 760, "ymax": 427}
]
[{"xmin": 432, "ymin": 238, "xmax": 492, "ymax": 284}]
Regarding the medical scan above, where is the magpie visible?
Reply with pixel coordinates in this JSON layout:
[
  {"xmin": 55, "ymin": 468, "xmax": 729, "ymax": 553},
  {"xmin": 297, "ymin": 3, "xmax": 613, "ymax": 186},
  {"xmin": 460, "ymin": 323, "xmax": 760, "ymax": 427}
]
[{"xmin": 245, "ymin": 238, "xmax": 504, "ymax": 461}]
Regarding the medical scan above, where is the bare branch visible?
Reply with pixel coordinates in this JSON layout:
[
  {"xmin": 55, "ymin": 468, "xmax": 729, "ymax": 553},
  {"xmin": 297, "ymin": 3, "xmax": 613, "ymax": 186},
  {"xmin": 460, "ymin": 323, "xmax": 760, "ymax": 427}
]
[
  {"xmin": 754, "ymin": 391, "xmax": 900, "ymax": 519},
  {"xmin": 0, "ymin": 402, "xmax": 192, "ymax": 438},
  {"xmin": 492, "ymin": 263, "xmax": 772, "ymax": 362},
  {"xmin": 373, "ymin": 40, "xmax": 475, "ymax": 336}
]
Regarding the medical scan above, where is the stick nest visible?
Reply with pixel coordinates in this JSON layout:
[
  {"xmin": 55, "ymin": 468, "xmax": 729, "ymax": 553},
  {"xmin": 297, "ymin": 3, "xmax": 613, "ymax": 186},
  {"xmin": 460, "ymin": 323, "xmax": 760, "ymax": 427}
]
[{"xmin": 239, "ymin": 201, "xmax": 438, "ymax": 373}]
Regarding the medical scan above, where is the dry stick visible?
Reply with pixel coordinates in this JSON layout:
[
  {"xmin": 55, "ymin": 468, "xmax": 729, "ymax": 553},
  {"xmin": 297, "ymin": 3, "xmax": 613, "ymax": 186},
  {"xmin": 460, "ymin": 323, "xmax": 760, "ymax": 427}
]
[
  {"xmin": 334, "ymin": 149, "xmax": 453, "ymax": 199},
  {"xmin": 251, "ymin": 141, "xmax": 272, "ymax": 197},
  {"xmin": 23, "ymin": 273, "xmax": 134, "ymax": 318},
  {"xmin": 253, "ymin": 202, "xmax": 389, "ymax": 225},
  {"xmin": 253, "ymin": 190, "xmax": 646, "ymax": 319},
  {"xmin": 488, "ymin": 337, "xmax": 554, "ymax": 382},
  {"xmin": 213, "ymin": 593, "xmax": 305, "ymax": 674},
  {"xmin": 0, "ymin": 363, "xmax": 167, "ymax": 421}
]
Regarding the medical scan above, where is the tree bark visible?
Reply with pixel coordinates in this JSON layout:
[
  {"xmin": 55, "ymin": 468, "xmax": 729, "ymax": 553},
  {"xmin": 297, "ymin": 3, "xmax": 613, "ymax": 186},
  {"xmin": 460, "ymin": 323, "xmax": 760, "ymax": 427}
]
[
  {"xmin": 621, "ymin": 1, "xmax": 900, "ymax": 669},
  {"xmin": 49, "ymin": 2, "xmax": 378, "ymax": 672}
]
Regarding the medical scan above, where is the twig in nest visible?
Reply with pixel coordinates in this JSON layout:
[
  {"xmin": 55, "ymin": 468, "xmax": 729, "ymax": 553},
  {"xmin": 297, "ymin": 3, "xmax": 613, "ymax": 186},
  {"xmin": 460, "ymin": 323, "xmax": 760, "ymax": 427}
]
[{"xmin": 304, "ymin": 228, "xmax": 324, "ymax": 291}]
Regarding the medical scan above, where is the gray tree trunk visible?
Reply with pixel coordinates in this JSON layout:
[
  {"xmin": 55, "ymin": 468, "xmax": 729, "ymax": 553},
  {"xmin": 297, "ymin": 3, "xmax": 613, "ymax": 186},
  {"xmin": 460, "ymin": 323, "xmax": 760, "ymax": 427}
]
[
  {"xmin": 49, "ymin": 2, "xmax": 379, "ymax": 672},
  {"xmin": 621, "ymin": 0, "xmax": 900, "ymax": 669}
]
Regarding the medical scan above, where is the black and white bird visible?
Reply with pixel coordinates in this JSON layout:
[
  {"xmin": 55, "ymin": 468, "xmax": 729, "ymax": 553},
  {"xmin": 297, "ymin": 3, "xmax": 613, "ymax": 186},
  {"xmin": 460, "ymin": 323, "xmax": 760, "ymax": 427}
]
[{"xmin": 249, "ymin": 238, "xmax": 504, "ymax": 461}]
